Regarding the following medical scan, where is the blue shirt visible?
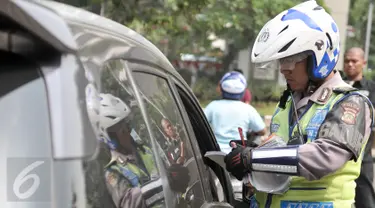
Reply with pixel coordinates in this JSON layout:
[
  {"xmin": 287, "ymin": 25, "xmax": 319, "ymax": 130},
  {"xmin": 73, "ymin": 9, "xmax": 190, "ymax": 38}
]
[{"xmin": 204, "ymin": 99, "xmax": 265, "ymax": 154}]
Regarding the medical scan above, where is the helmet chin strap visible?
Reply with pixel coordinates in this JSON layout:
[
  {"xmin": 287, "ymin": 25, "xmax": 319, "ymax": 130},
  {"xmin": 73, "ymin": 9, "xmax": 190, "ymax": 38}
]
[
  {"xmin": 278, "ymin": 81, "xmax": 318, "ymax": 110},
  {"xmin": 277, "ymin": 84, "xmax": 304, "ymax": 139},
  {"xmin": 305, "ymin": 55, "xmax": 323, "ymax": 96},
  {"xmin": 278, "ymin": 85, "xmax": 291, "ymax": 109},
  {"xmin": 305, "ymin": 80, "xmax": 318, "ymax": 95}
]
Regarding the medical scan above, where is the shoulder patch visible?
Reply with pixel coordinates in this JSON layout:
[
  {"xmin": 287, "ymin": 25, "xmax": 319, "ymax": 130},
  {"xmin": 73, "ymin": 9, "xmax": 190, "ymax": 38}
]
[{"xmin": 340, "ymin": 101, "xmax": 360, "ymax": 125}]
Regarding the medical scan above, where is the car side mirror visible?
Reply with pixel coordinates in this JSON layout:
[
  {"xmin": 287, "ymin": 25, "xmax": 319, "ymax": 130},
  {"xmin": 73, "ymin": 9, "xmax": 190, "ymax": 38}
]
[{"xmin": 201, "ymin": 202, "xmax": 234, "ymax": 208}]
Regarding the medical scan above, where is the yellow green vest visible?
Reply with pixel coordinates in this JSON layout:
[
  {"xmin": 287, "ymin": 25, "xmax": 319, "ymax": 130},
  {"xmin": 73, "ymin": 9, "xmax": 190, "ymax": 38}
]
[
  {"xmin": 255, "ymin": 89, "xmax": 370, "ymax": 208},
  {"xmin": 108, "ymin": 146, "xmax": 165, "ymax": 207},
  {"xmin": 107, "ymin": 145, "xmax": 157, "ymax": 187}
]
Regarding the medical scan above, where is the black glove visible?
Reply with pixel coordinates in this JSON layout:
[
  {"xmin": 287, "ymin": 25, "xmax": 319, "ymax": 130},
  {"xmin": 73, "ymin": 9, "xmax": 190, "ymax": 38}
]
[
  {"xmin": 167, "ymin": 164, "xmax": 190, "ymax": 193},
  {"xmin": 224, "ymin": 146, "xmax": 252, "ymax": 180}
]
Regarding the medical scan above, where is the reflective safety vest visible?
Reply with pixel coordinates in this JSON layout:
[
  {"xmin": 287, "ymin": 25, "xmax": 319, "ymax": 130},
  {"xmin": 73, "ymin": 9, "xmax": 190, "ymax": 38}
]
[
  {"xmin": 107, "ymin": 146, "xmax": 164, "ymax": 207},
  {"xmin": 255, "ymin": 88, "xmax": 372, "ymax": 208},
  {"xmin": 108, "ymin": 146, "xmax": 157, "ymax": 187}
]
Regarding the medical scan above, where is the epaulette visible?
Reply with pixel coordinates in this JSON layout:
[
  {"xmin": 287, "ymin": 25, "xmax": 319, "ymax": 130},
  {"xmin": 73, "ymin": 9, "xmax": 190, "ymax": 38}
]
[{"xmin": 332, "ymin": 86, "xmax": 357, "ymax": 94}]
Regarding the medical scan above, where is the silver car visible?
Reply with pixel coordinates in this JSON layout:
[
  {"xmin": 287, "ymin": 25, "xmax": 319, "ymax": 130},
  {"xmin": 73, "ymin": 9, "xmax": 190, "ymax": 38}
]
[{"xmin": 0, "ymin": 0, "xmax": 248, "ymax": 207}]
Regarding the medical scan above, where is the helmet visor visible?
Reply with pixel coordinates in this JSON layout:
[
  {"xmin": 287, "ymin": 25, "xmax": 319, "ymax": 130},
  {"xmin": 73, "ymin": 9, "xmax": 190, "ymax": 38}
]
[
  {"xmin": 254, "ymin": 52, "xmax": 310, "ymax": 71},
  {"xmin": 279, "ymin": 52, "xmax": 310, "ymax": 71}
]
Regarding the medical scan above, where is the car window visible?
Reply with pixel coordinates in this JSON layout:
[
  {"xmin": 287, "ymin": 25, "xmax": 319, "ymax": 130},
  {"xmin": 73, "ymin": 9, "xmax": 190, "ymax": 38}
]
[
  {"xmin": 173, "ymin": 83, "xmax": 237, "ymax": 205},
  {"xmin": 130, "ymin": 64, "xmax": 206, "ymax": 208},
  {"xmin": 83, "ymin": 59, "xmax": 167, "ymax": 208}
]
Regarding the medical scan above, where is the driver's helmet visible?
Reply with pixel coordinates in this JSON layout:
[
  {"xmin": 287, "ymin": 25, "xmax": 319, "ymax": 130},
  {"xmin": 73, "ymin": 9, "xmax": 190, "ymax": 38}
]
[
  {"xmin": 219, "ymin": 71, "xmax": 247, "ymax": 100},
  {"xmin": 251, "ymin": 0, "xmax": 340, "ymax": 81},
  {"xmin": 97, "ymin": 93, "xmax": 132, "ymax": 150}
]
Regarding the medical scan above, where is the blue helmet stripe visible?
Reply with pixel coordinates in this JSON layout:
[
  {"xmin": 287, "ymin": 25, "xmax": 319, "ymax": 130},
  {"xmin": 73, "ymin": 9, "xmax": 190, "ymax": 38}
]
[{"xmin": 281, "ymin": 9, "xmax": 322, "ymax": 32}]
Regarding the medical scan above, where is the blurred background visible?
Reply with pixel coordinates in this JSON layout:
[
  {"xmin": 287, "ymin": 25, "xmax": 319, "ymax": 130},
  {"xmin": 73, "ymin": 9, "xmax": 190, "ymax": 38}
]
[
  {"xmin": 55, "ymin": 0, "xmax": 374, "ymax": 116},
  {"xmin": 52, "ymin": 0, "xmax": 375, "ymax": 192}
]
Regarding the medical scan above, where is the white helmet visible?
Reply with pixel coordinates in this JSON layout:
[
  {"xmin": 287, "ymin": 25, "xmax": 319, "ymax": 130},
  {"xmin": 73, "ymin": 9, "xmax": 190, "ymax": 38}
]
[
  {"xmin": 99, "ymin": 93, "xmax": 131, "ymax": 129},
  {"xmin": 252, "ymin": 1, "xmax": 340, "ymax": 81},
  {"xmin": 99, "ymin": 93, "xmax": 131, "ymax": 149}
]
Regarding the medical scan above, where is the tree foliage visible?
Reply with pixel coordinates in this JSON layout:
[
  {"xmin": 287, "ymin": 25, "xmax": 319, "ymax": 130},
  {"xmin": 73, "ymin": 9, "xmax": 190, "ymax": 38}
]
[
  {"xmin": 59, "ymin": 0, "xmax": 330, "ymax": 66},
  {"xmin": 195, "ymin": 0, "xmax": 329, "ymax": 68}
]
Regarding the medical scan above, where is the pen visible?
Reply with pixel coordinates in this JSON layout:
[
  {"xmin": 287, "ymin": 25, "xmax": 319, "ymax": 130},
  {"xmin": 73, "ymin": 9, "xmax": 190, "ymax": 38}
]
[
  {"xmin": 238, "ymin": 127, "xmax": 251, "ymax": 185},
  {"xmin": 238, "ymin": 127, "xmax": 246, "ymax": 146}
]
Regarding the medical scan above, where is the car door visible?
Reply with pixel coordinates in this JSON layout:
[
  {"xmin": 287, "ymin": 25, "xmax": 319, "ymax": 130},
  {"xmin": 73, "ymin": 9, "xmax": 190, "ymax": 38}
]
[
  {"xmin": 169, "ymin": 78, "xmax": 247, "ymax": 207},
  {"xmin": 127, "ymin": 61, "xmax": 208, "ymax": 207},
  {"xmin": 83, "ymin": 58, "xmax": 173, "ymax": 208},
  {"xmin": 127, "ymin": 61, "xmax": 239, "ymax": 208}
]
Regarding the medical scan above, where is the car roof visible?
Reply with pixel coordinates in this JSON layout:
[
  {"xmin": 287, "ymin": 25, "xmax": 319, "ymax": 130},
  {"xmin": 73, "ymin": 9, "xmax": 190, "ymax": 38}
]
[
  {"xmin": 14, "ymin": 0, "xmax": 185, "ymax": 81},
  {"xmin": 1, "ymin": 0, "xmax": 195, "ymax": 97}
]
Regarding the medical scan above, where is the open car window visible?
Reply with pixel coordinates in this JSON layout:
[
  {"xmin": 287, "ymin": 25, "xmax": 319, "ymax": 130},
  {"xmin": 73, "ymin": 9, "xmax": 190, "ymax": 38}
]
[
  {"xmin": 83, "ymin": 59, "xmax": 170, "ymax": 208},
  {"xmin": 129, "ymin": 62, "xmax": 207, "ymax": 207},
  {"xmin": 173, "ymin": 82, "xmax": 237, "ymax": 205}
]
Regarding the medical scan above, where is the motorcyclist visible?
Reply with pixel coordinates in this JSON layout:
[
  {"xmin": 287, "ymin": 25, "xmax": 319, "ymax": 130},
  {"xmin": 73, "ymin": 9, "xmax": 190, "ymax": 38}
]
[
  {"xmin": 204, "ymin": 71, "xmax": 266, "ymax": 154},
  {"xmin": 96, "ymin": 93, "xmax": 164, "ymax": 208},
  {"xmin": 233, "ymin": 68, "xmax": 252, "ymax": 104},
  {"xmin": 224, "ymin": 1, "xmax": 374, "ymax": 208}
]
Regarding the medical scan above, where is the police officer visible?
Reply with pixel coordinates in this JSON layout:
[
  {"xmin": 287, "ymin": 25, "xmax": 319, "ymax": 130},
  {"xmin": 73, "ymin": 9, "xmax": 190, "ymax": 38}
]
[
  {"xmin": 343, "ymin": 47, "xmax": 375, "ymax": 208},
  {"xmin": 224, "ymin": 1, "xmax": 374, "ymax": 208},
  {"xmin": 96, "ymin": 93, "xmax": 163, "ymax": 208}
]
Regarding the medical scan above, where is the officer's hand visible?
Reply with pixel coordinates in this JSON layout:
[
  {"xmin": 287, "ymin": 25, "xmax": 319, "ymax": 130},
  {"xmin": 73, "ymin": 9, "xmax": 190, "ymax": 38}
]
[
  {"xmin": 229, "ymin": 140, "xmax": 247, "ymax": 147},
  {"xmin": 229, "ymin": 139, "xmax": 259, "ymax": 148},
  {"xmin": 224, "ymin": 146, "xmax": 252, "ymax": 180}
]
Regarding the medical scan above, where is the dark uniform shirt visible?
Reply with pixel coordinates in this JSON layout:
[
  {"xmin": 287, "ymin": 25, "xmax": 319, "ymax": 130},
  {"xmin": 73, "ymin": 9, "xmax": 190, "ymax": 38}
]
[{"xmin": 345, "ymin": 76, "xmax": 375, "ymax": 208}]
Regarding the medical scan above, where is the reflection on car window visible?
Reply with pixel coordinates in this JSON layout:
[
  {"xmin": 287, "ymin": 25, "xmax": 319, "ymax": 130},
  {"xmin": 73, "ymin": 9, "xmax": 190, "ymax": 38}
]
[
  {"xmin": 131, "ymin": 69, "xmax": 205, "ymax": 208},
  {"xmin": 84, "ymin": 59, "xmax": 166, "ymax": 208}
]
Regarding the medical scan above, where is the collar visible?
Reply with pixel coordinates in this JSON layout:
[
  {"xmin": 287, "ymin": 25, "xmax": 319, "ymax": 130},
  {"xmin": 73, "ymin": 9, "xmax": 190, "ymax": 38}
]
[
  {"xmin": 353, "ymin": 77, "xmax": 367, "ymax": 88},
  {"xmin": 309, "ymin": 72, "xmax": 350, "ymax": 105},
  {"xmin": 293, "ymin": 72, "xmax": 351, "ymax": 109},
  {"xmin": 110, "ymin": 150, "xmax": 136, "ymax": 165},
  {"xmin": 344, "ymin": 76, "xmax": 367, "ymax": 88}
]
